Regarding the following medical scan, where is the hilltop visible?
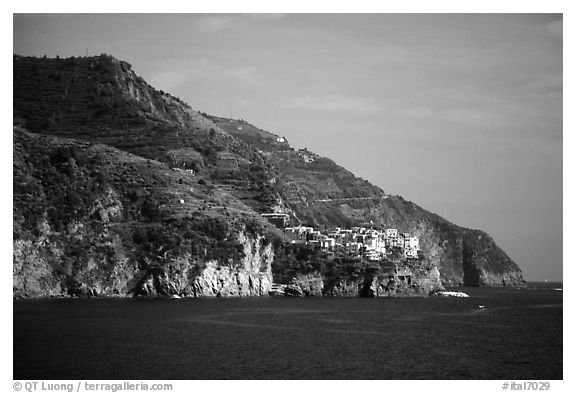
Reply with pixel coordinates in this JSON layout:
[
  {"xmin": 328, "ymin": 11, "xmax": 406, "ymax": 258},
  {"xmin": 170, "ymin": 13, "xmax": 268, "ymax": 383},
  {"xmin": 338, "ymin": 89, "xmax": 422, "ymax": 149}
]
[{"xmin": 13, "ymin": 54, "xmax": 525, "ymax": 297}]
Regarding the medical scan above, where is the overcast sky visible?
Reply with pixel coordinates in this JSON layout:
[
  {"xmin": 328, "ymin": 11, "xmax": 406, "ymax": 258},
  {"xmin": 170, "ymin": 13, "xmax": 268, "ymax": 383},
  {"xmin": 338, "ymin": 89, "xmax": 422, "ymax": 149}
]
[{"xmin": 13, "ymin": 13, "xmax": 563, "ymax": 281}]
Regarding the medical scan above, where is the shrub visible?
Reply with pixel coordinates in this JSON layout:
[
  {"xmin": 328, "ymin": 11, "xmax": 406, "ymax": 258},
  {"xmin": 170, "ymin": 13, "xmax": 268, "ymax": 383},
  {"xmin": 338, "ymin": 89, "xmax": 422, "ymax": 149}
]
[{"xmin": 141, "ymin": 197, "xmax": 160, "ymax": 220}]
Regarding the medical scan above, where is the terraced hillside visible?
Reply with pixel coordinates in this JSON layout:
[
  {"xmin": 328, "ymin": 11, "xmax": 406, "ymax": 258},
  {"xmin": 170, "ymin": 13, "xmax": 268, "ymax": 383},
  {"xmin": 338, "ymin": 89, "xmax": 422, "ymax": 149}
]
[
  {"xmin": 13, "ymin": 126, "xmax": 282, "ymax": 298},
  {"xmin": 203, "ymin": 116, "xmax": 524, "ymax": 286},
  {"xmin": 13, "ymin": 54, "xmax": 525, "ymax": 290},
  {"xmin": 13, "ymin": 54, "xmax": 283, "ymax": 214}
]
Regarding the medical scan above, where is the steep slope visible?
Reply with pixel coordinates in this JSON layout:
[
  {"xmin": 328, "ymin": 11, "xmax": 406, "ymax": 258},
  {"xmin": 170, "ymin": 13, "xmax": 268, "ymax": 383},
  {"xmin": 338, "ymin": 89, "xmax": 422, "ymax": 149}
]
[
  {"xmin": 13, "ymin": 54, "xmax": 525, "ymax": 290},
  {"xmin": 13, "ymin": 54, "xmax": 213, "ymax": 156},
  {"xmin": 13, "ymin": 54, "xmax": 282, "ymax": 215},
  {"xmin": 13, "ymin": 127, "xmax": 280, "ymax": 298}
]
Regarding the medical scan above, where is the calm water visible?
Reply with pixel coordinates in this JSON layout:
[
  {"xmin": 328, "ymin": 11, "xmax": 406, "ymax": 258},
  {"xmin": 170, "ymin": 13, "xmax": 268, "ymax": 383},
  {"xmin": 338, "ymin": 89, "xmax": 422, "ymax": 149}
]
[{"xmin": 13, "ymin": 283, "xmax": 562, "ymax": 380}]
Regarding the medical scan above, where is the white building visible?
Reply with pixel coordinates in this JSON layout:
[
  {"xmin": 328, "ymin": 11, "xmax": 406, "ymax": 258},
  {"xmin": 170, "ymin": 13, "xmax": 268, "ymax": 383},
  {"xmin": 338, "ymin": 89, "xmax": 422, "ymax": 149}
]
[
  {"xmin": 404, "ymin": 247, "xmax": 419, "ymax": 259},
  {"xmin": 402, "ymin": 235, "xmax": 420, "ymax": 259},
  {"xmin": 375, "ymin": 238, "xmax": 386, "ymax": 254},
  {"xmin": 363, "ymin": 236, "xmax": 378, "ymax": 250},
  {"xmin": 309, "ymin": 240, "xmax": 321, "ymax": 249},
  {"xmin": 284, "ymin": 226, "xmax": 313, "ymax": 242},
  {"xmin": 341, "ymin": 229, "xmax": 354, "ymax": 242},
  {"xmin": 344, "ymin": 242, "xmax": 362, "ymax": 255},
  {"xmin": 321, "ymin": 237, "xmax": 335, "ymax": 251},
  {"xmin": 386, "ymin": 229, "xmax": 399, "ymax": 247},
  {"xmin": 328, "ymin": 231, "xmax": 346, "ymax": 242},
  {"xmin": 364, "ymin": 249, "xmax": 381, "ymax": 261},
  {"xmin": 401, "ymin": 233, "xmax": 411, "ymax": 247}
]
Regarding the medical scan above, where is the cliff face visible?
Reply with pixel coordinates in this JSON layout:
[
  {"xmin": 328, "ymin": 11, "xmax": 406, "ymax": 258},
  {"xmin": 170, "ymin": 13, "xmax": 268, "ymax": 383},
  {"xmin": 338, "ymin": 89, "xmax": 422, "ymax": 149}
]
[
  {"xmin": 13, "ymin": 54, "xmax": 526, "ymax": 296},
  {"xmin": 189, "ymin": 233, "xmax": 274, "ymax": 297},
  {"xmin": 289, "ymin": 263, "xmax": 444, "ymax": 298},
  {"xmin": 462, "ymin": 230, "xmax": 524, "ymax": 286},
  {"xmin": 14, "ymin": 229, "xmax": 273, "ymax": 299},
  {"xmin": 357, "ymin": 197, "xmax": 526, "ymax": 287},
  {"xmin": 129, "ymin": 233, "xmax": 274, "ymax": 297}
]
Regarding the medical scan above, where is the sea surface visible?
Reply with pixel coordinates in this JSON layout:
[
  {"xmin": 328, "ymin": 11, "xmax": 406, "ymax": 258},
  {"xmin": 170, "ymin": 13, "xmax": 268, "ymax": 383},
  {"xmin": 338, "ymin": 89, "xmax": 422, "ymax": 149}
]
[{"xmin": 13, "ymin": 283, "xmax": 562, "ymax": 380}]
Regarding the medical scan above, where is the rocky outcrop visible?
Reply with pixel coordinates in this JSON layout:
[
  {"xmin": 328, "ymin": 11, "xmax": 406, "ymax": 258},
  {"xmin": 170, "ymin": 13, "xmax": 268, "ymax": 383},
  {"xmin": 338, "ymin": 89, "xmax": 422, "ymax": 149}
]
[
  {"xmin": 323, "ymin": 279, "xmax": 364, "ymax": 297},
  {"xmin": 364, "ymin": 265, "xmax": 444, "ymax": 297},
  {"xmin": 190, "ymin": 233, "xmax": 274, "ymax": 297},
  {"xmin": 13, "ymin": 239, "xmax": 62, "ymax": 298},
  {"xmin": 128, "ymin": 232, "xmax": 274, "ymax": 298},
  {"xmin": 13, "ymin": 216, "xmax": 140, "ymax": 298},
  {"xmin": 462, "ymin": 229, "xmax": 525, "ymax": 287},
  {"xmin": 289, "ymin": 273, "xmax": 324, "ymax": 296},
  {"xmin": 91, "ymin": 188, "xmax": 123, "ymax": 223},
  {"xmin": 191, "ymin": 262, "xmax": 271, "ymax": 297},
  {"xmin": 284, "ymin": 263, "xmax": 444, "ymax": 298},
  {"xmin": 13, "ymin": 225, "xmax": 274, "ymax": 299}
]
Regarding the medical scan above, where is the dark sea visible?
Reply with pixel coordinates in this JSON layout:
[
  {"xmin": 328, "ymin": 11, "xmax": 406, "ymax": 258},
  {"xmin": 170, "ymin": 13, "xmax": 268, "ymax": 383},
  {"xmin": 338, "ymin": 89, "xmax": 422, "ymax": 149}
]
[{"xmin": 13, "ymin": 282, "xmax": 562, "ymax": 380}]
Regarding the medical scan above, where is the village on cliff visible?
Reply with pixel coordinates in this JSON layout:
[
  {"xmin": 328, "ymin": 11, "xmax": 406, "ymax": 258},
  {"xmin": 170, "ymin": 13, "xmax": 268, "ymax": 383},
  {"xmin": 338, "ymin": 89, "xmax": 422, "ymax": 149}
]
[{"xmin": 283, "ymin": 225, "xmax": 420, "ymax": 262}]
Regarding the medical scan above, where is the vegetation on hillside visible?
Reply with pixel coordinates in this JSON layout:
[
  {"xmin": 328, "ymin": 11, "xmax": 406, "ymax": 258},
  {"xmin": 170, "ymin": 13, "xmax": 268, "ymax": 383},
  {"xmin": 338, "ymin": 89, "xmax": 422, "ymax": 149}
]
[
  {"xmin": 13, "ymin": 128, "xmax": 280, "ymax": 297},
  {"xmin": 13, "ymin": 54, "xmax": 525, "ymax": 291}
]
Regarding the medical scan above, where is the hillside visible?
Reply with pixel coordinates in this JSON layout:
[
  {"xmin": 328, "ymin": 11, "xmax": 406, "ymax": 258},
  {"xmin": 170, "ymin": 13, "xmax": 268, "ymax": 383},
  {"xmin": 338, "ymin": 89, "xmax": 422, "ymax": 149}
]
[
  {"xmin": 13, "ymin": 126, "xmax": 281, "ymax": 298},
  {"xmin": 13, "ymin": 54, "xmax": 525, "ymax": 296},
  {"xmin": 208, "ymin": 115, "xmax": 523, "ymax": 287}
]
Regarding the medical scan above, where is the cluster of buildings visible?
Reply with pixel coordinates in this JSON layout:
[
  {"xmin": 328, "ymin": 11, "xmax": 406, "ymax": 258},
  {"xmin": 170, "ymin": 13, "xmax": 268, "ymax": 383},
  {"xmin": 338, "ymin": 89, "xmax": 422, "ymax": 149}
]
[
  {"xmin": 297, "ymin": 149, "xmax": 316, "ymax": 164},
  {"xmin": 284, "ymin": 226, "xmax": 420, "ymax": 261}
]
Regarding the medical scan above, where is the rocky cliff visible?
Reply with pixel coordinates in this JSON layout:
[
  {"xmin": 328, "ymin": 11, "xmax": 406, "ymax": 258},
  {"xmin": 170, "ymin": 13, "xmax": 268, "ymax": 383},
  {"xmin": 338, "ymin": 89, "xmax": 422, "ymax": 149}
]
[
  {"xmin": 282, "ymin": 255, "xmax": 444, "ymax": 297},
  {"xmin": 13, "ymin": 54, "xmax": 526, "ymax": 296},
  {"xmin": 129, "ymin": 232, "xmax": 274, "ymax": 298},
  {"xmin": 12, "ymin": 128, "xmax": 279, "ymax": 298}
]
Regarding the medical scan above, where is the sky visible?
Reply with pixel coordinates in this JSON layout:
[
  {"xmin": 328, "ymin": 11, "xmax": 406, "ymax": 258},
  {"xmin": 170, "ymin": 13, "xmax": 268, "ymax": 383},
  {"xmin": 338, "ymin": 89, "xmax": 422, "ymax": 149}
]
[{"xmin": 12, "ymin": 13, "xmax": 563, "ymax": 281}]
